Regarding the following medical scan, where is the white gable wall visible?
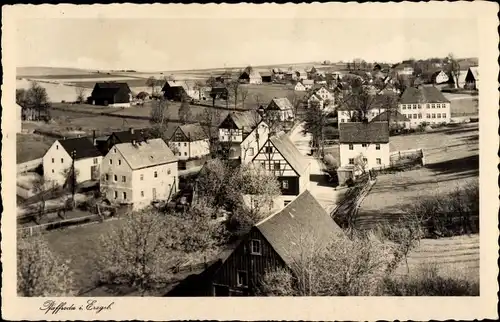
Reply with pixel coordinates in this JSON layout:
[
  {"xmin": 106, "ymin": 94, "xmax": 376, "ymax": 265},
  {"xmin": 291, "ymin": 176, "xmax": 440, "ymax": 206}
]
[
  {"xmin": 339, "ymin": 142, "xmax": 390, "ymax": 170},
  {"xmin": 241, "ymin": 122, "xmax": 270, "ymax": 164}
]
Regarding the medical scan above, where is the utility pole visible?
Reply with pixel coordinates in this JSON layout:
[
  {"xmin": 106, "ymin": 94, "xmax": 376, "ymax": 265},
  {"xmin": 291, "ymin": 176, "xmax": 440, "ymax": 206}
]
[{"xmin": 71, "ymin": 150, "xmax": 76, "ymax": 209}]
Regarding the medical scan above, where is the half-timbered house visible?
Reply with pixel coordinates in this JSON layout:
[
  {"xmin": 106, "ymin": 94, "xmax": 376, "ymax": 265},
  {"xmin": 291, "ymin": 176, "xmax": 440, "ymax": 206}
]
[{"xmin": 218, "ymin": 111, "xmax": 262, "ymax": 160}]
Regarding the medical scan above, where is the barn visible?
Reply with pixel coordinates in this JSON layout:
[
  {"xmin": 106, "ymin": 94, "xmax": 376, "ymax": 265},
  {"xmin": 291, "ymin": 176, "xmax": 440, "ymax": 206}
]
[{"xmin": 90, "ymin": 82, "xmax": 132, "ymax": 107}]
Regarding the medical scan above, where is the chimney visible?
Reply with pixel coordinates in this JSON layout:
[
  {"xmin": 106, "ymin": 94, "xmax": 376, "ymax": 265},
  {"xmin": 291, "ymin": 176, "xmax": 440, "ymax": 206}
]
[
  {"xmin": 92, "ymin": 130, "xmax": 96, "ymax": 145},
  {"xmin": 130, "ymin": 128, "xmax": 134, "ymax": 134}
]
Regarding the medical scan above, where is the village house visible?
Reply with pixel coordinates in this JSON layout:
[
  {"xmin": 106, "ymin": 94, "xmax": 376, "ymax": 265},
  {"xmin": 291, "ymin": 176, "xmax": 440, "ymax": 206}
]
[
  {"xmin": 90, "ymin": 82, "xmax": 132, "ymax": 107},
  {"xmin": 240, "ymin": 120, "xmax": 270, "ymax": 164},
  {"xmin": 338, "ymin": 122, "xmax": 390, "ymax": 171},
  {"xmin": 95, "ymin": 128, "xmax": 153, "ymax": 156},
  {"xmin": 251, "ymin": 131, "xmax": 311, "ymax": 210},
  {"xmin": 464, "ymin": 66, "xmax": 479, "ymax": 90},
  {"xmin": 166, "ymin": 190, "xmax": 342, "ymax": 296},
  {"xmin": 294, "ymin": 69, "xmax": 308, "ymax": 81},
  {"xmin": 218, "ymin": 111, "xmax": 262, "ymax": 159},
  {"xmin": 215, "ymin": 71, "xmax": 233, "ymax": 84},
  {"xmin": 306, "ymin": 86, "xmax": 335, "ymax": 112},
  {"xmin": 161, "ymin": 80, "xmax": 201, "ymax": 101},
  {"xmin": 100, "ymin": 138, "xmax": 178, "ymax": 210},
  {"xmin": 43, "ymin": 137, "xmax": 102, "ymax": 186},
  {"xmin": 294, "ymin": 82, "xmax": 306, "ymax": 92},
  {"xmin": 168, "ymin": 123, "xmax": 210, "ymax": 160},
  {"xmin": 302, "ymin": 79, "xmax": 314, "ymax": 90},
  {"xmin": 283, "ymin": 70, "xmax": 294, "ymax": 82},
  {"xmin": 370, "ymin": 110, "xmax": 411, "ymax": 130},
  {"xmin": 265, "ymin": 98, "xmax": 295, "ymax": 122},
  {"xmin": 394, "ymin": 63, "xmax": 414, "ymax": 76},
  {"xmin": 239, "ymin": 68, "xmax": 262, "ymax": 84},
  {"xmin": 261, "ymin": 71, "xmax": 273, "ymax": 83},
  {"xmin": 398, "ymin": 86, "xmax": 451, "ymax": 126},
  {"xmin": 431, "ymin": 70, "xmax": 450, "ymax": 84},
  {"xmin": 210, "ymin": 86, "xmax": 229, "ymax": 100}
]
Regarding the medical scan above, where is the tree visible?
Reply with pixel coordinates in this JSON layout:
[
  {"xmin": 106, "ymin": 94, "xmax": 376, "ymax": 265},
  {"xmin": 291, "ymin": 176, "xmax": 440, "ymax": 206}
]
[
  {"xmin": 96, "ymin": 209, "xmax": 173, "ymax": 294},
  {"xmin": 75, "ymin": 86, "xmax": 86, "ymax": 103},
  {"xmin": 239, "ymin": 87, "xmax": 249, "ymax": 110},
  {"xmin": 226, "ymin": 80, "xmax": 240, "ymax": 110},
  {"xmin": 23, "ymin": 81, "xmax": 51, "ymax": 120},
  {"xmin": 17, "ymin": 234, "xmax": 74, "ymax": 296},
  {"xmin": 240, "ymin": 163, "xmax": 281, "ymax": 222},
  {"xmin": 150, "ymin": 97, "xmax": 169, "ymax": 125},
  {"xmin": 446, "ymin": 53, "xmax": 461, "ymax": 88},
  {"xmin": 146, "ymin": 76, "xmax": 158, "ymax": 95},
  {"xmin": 197, "ymin": 108, "xmax": 222, "ymax": 155},
  {"xmin": 322, "ymin": 153, "xmax": 339, "ymax": 183},
  {"xmin": 178, "ymin": 96, "xmax": 192, "ymax": 124},
  {"xmin": 303, "ymin": 101, "xmax": 328, "ymax": 157},
  {"xmin": 61, "ymin": 166, "xmax": 80, "ymax": 209},
  {"xmin": 193, "ymin": 80, "xmax": 206, "ymax": 100},
  {"xmin": 16, "ymin": 88, "xmax": 27, "ymax": 106},
  {"xmin": 354, "ymin": 153, "xmax": 368, "ymax": 176},
  {"xmin": 31, "ymin": 176, "xmax": 55, "ymax": 224}
]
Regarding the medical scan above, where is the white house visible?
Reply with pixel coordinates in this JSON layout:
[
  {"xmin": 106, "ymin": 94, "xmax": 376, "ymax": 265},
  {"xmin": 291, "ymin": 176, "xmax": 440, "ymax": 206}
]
[
  {"xmin": 43, "ymin": 137, "xmax": 103, "ymax": 186},
  {"xmin": 294, "ymin": 82, "xmax": 306, "ymax": 92},
  {"xmin": 266, "ymin": 98, "xmax": 295, "ymax": 122},
  {"xmin": 239, "ymin": 69, "xmax": 262, "ymax": 84},
  {"xmin": 240, "ymin": 120, "xmax": 270, "ymax": 164},
  {"xmin": 338, "ymin": 122, "xmax": 390, "ymax": 171},
  {"xmin": 168, "ymin": 123, "xmax": 210, "ymax": 160},
  {"xmin": 218, "ymin": 110, "xmax": 262, "ymax": 159},
  {"xmin": 398, "ymin": 86, "xmax": 451, "ymax": 127},
  {"xmin": 395, "ymin": 64, "xmax": 414, "ymax": 76},
  {"xmin": 251, "ymin": 131, "xmax": 311, "ymax": 210},
  {"xmin": 337, "ymin": 107, "xmax": 386, "ymax": 123},
  {"xmin": 432, "ymin": 70, "xmax": 449, "ymax": 84},
  {"xmin": 100, "ymin": 138, "xmax": 178, "ymax": 210}
]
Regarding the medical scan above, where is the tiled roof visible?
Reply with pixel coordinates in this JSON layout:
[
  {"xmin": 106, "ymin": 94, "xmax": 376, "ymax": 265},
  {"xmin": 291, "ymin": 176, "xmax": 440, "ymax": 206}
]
[
  {"xmin": 370, "ymin": 110, "xmax": 410, "ymax": 122},
  {"xmin": 399, "ymin": 86, "xmax": 450, "ymax": 104},
  {"xmin": 58, "ymin": 137, "xmax": 102, "ymax": 160},
  {"xmin": 175, "ymin": 123, "xmax": 208, "ymax": 141},
  {"xmin": 269, "ymin": 132, "xmax": 310, "ymax": 176},
  {"xmin": 256, "ymin": 190, "xmax": 343, "ymax": 267},
  {"xmin": 268, "ymin": 98, "xmax": 293, "ymax": 111},
  {"xmin": 339, "ymin": 122, "xmax": 390, "ymax": 144},
  {"xmin": 112, "ymin": 128, "xmax": 154, "ymax": 143},
  {"xmin": 115, "ymin": 138, "xmax": 177, "ymax": 170},
  {"xmin": 222, "ymin": 111, "xmax": 261, "ymax": 131}
]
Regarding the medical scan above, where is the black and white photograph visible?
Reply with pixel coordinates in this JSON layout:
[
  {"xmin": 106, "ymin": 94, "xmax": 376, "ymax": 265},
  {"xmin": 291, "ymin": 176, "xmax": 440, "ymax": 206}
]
[{"xmin": 1, "ymin": 2, "xmax": 498, "ymax": 321}]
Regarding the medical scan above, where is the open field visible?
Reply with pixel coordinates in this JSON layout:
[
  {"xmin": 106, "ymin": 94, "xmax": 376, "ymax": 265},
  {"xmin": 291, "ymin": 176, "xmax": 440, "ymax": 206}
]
[
  {"xmin": 17, "ymin": 78, "xmax": 93, "ymax": 103},
  {"xmin": 17, "ymin": 67, "xmax": 97, "ymax": 77},
  {"xmin": 442, "ymin": 92, "xmax": 479, "ymax": 116},
  {"xmin": 17, "ymin": 133, "xmax": 56, "ymax": 163}
]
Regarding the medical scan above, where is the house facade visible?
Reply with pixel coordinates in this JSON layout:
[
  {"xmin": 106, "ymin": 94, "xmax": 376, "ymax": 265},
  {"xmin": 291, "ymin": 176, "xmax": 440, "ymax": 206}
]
[
  {"xmin": 432, "ymin": 70, "xmax": 449, "ymax": 84},
  {"xmin": 240, "ymin": 121, "xmax": 270, "ymax": 164},
  {"xmin": 339, "ymin": 122, "xmax": 390, "ymax": 171},
  {"xmin": 302, "ymin": 79, "xmax": 314, "ymax": 90},
  {"xmin": 251, "ymin": 132, "xmax": 310, "ymax": 209},
  {"xmin": 239, "ymin": 69, "xmax": 262, "ymax": 84},
  {"xmin": 43, "ymin": 137, "xmax": 102, "ymax": 186},
  {"xmin": 100, "ymin": 138, "xmax": 178, "ymax": 210},
  {"xmin": 395, "ymin": 64, "xmax": 414, "ymax": 76},
  {"xmin": 169, "ymin": 123, "xmax": 210, "ymax": 160},
  {"xmin": 398, "ymin": 86, "xmax": 451, "ymax": 126},
  {"xmin": 306, "ymin": 86, "xmax": 335, "ymax": 112},
  {"xmin": 294, "ymin": 82, "xmax": 306, "ymax": 92},
  {"xmin": 266, "ymin": 98, "xmax": 295, "ymax": 122},
  {"xmin": 218, "ymin": 111, "xmax": 262, "ymax": 159},
  {"xmin": 162, "ymin": 80, "xmax": 200, "ymax": 101},
  {"xmin": 90, "ymin": 82, "xmax": 132, "ymax": 107},
  {"xmin": 337, "ymin": 107, "xmax": 386, "ymax": 123},
  {"xmin": 370, "ymin": 110, "xmax": 411, "ymax": 130}
]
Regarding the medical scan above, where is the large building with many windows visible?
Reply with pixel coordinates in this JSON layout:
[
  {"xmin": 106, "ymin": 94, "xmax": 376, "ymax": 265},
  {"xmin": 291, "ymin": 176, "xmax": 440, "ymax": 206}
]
[{"xmin": 398, "ymin": 86, "xmax": 451, "ymax": 127}]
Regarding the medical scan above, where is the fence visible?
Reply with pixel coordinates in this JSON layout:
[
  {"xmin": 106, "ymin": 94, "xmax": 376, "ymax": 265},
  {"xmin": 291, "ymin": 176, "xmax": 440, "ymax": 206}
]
[
  {"xmin": 17, "ymin": 213, "xmax": 103, "ymax": 238},
  {"xmin": 17, "ymin": 158, "xmax": 42, "ymax": 174}
]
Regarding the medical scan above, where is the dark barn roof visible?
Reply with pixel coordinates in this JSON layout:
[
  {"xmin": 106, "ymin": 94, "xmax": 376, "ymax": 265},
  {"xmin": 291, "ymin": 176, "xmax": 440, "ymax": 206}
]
[
  {"xmin": 91, "ymin": 82, "xmax": 131, "ymax": 99},
  {"xmin": 111, "ymin": 128, "xmax": 154, "ymax": 143},
  {"xmin": 58, "ymin": 137, "xmax": 102, "ymax": 160},
  {"xmin": 339, "ymin": 122, "xmax": 390, "ymax": 144},
  {"xmin": 172, "ymin": 123, "xmax": 208, "ymax": 141}
]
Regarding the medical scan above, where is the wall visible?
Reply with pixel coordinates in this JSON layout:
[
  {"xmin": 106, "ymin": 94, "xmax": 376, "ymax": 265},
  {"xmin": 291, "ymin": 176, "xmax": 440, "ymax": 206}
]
[
  {"xmin": 75, "ymin": 156, "xmax": 102, "ymax": 183},
  {"xmin": 339, "ymin": 142, "xmax": 390, "ymax": 169},
  {"xmin": 399, "ymin": 102, "xmax": 451, "ymax": 126},
  {"xmin": 100, "ymin": 147, "xmax": 134, "ymax": 205},
  {"xmin": 219, "ymin": 128, "xmax": 243, "ymax": 143},
  {"xmin": 240, "ymin": 122, "xmax": 270, "ymax": 164},
  {"xmin": 170, "ymin": 139, "xmax": 210, "ymax": 160}
]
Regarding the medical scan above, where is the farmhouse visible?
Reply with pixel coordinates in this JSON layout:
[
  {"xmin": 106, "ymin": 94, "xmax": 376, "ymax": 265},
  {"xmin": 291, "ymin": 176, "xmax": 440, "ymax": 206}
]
[
  {"xmin": 370, "ymin": 110, "xmax": 411, "ymax": 130},
  {"xmin": 170, "ymin": 190, "xmax": 342, "ymax": 296},
  {"xmin": 240, "ymin": 120, "xmax": 270, "ymax": 164},
  {"xmin": 266, "ymin": 98, "xmax": 295, "ymax": 122},
  {"xmin": 215, "ymin": 71, "xmax": 233, "ymax": 84},
  {"xmin": 338, "ymin": 122, "xmax": 390, "ymax": 171},
  {"xmin": 239, "ymin": 68, "xmax": 262, "ymax": 84},
  {"xmin": 100, "ymin": 138, "xmax": 178, "ymax": 210},
  {"xmin": 465, "ymin": 66, "xmax": 479, "ymax": 90},
  {"xmin": 90, "ymin": 82, "xmax": 132, "ymax": 107},
  {"xmin": 96, "ymin": 128, "xmax": 152, "ymax": 155},
  {"xmin": 306, "ymin": 86, "xmax": 335, "ymax": 111},
  {"xmin": 169, "ymin": 123, "xmax": 210, "ymax": 160},
  {"xmin": 430, "ymin": 70, "xmax": 450, "ymax": 84},
  {"xmin": 261, "ymin": 71, "xmax": 273, "ymax": 83},
  {"xmin": 218, "ymin": 111, "xmax": 262, "ymax": 159},
  {"xmin": 43, "ymin": 137, "xmax": 103, "ymax": 186},
  {"xmin": 294, "ymin": 82, "xmax": 306, "ymax": 92},
  {"xmin": 210, "ymin": 86, "xmax": 229, "ymax": 100},
  {"xmin": 398, "ymin": 86, "xmax": 451, "ymax": 126},
  {"xmin": 161, "ymin": 80, "xmax": 200, "ymax": 101},
  {"xmin": 252, "ymin": 131, "xmax": 311, "ymax": 209}
]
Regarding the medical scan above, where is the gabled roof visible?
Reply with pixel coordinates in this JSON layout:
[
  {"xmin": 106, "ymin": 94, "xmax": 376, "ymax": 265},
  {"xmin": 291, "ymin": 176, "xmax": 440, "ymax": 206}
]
[
  {"xmin": 91, "ymin": 82, "xmax": 131, "ymax": 98},
  {"xmin": 260, "ymin": 71, "xmax": 272, "ymax": 77},
  {"xmin": 339, "ymin": 122, "xmax": 390, "ymax": 144},
  {"xmin": 399, "ymin": 86, "xmax": 450, "ymax": 104},
  {"xmin": 267, "ymin": 97, "xmax": 293, "ymax": 111},
  {"xmin": 468, "ymin": 66, "xmax": 479, "ymax": 80},
  {"xmin": 219, "ymin": 111, "xmax": 261, "ymax": 131},
  {"xmin": 269, "ymin": 132, "xmax": 309, "ymax": 176},
  {"xmin": 114, "ymin": 138, "xmax": 177, "ymax": 170},
  {"xmin": 172, "ymin": 123, "xmax": 208, "ymax": 141},
  {"xmin": 255, "ymin": 190, "xmax": 343, "ymax": 267},
  {"xmin": 111, "ymin": 128, "xmax": 153, "ymax": 144},
  {"xmin": 57, "ymin": 137, "xmax": 102, "ymax": 160},
  {"xmin": 370, "ymin": 110, "xmax": 410, "ymax": 122}
]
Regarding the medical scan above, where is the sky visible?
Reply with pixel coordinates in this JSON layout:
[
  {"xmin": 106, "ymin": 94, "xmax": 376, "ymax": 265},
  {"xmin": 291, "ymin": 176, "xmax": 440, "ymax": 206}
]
[{"xmin": 16, "ymin": 17, "xmax": 479, "ymax": 72}]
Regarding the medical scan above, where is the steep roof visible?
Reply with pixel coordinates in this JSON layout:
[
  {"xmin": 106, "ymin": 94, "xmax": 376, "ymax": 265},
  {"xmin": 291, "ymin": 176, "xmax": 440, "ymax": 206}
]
[
  {"xmin": 399, "ymin": 86, "xmax": 450, "ymax": 104},
  {"xmin": 58, "ymin": 137, "xmax": 102, "ymax": 160},
  {"xmin": 468, "ymin": 66, "xmax": 479, "ymax": 80},
  {"xmin": 115, "ymin": 138, "xmax": 177, "ymax": 170},
  {"xmin": 370, "ymin": 110, "xmax": 410, "ymax": 122},
  {"xmin": 269, "ymin": 132, "xmax": 310, "ymax": 176},
  {"xmin": 91, "ymin": 82, "xmax": 131, "ymax": 98},
  {"xmin": 255, "ymin": 190, "xmax": 343, "ymax": 267},
  {"xmin": 220, "ymin": 111, "xmax": 261, "ymax": 131},
  {"xmin": 267, "ymin": 97, "xmax": 293, "ymax": 111},
  {"xmin": 339, "ymin": 122, "xmax": 390, "ymax": 144},
  {"xmin": 173, "ymin": 123, "xmax": 208, "ymax": 141},
  {"xmin": 111, "ymin": 128, "xmax": 154, "ymax": 143}
]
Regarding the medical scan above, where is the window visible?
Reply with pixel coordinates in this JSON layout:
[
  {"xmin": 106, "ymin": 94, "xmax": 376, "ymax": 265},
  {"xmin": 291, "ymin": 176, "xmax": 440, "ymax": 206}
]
[
  {"xmin": 363, "ymin": 157, "xmax": 368, "ymax": 163},
  {"xmin": 376, "ymin": 158, "xmax": 381, "ymax": 165},
  {"xmin": 122, "ymin": 176, "xmax": 126, "ymax": 182},
  {"xmin": 375, "ymin": 144, "xmax": 380, "ymax": 150},
  {"xmin": 118, "ymin": 159, "xmax": 121, "ymax": 165},
  {"xmin": 436, "ymin": 104, "xmax": 441, "ymax": 108},
  {"xmin": 178, "ymin": 152, "xmax": 181, "ymax": 156},
  {"xmin": 122, "ymin": 192, "xmax": 127, "ymax": 200},
  {"xmin": 56, "ymin": 145, "xmax": 58, "ymax": 150},
  {"xmin": 431, "ymin": 104, "xmax": 435, "ymax": 108},
  {"xmin": 221, "ymin": 136, "xmax": 225, "ymax": 141},
  {"xmin": 427, "ymin": 104, "xmax": 431, "ymax": 109},
  {"xmin": 401, "ymin": 105, "xmax": 406, "ymax": 110},
  {"xmin": 341, "ymin": 119, "xmax": 345, "ymax": 123},
  {"xmin": 437, "ymin": 113, "xmax": 441, "ymax": 118},
  {"xmin": 140, "ymin": 174, "xmax": 144, "ymax": 181},
  {"xmin": 361, "ymin": 143, "xmax": 368, "ymax": 147},
  {"xmin": 109, "ymin": 159, "xmax": 113, "ymax": 165},
  {"xmin": 418, "ymin": 114, "xmax": 422, "ymax": 119},
  {"xmin": 274, "ymin": 162, "xmax": 281, "ymax": 170},
  {"xmin": 349, "ymin": 144, "xmax": 354, "ymax": 150},
  {"xmin": 184, "ymin": 143, "xmax": 187, "ymax": 147},
  {"xmin": 418, "ymin": 104, "xmax": 422, "ymax": 109},
  {"xmin": 413, "ymin": 104, "xmax": 416, "ymax": 109},
  {"xmin": 167, "ymin": 169, "xmax": 171, "ymax": 175},
  {"xmin": 261, "ymin": 162, "xmax": 266, "ymax": 168},
  {"xmin": 237, "ymin": 271, "xmax": 248, "ymax": 287},
  {"xmin": 51, "ymin": 169, "xmax": 54, "ymax": 173},
  {"xmin": 442, "ymin": 113, "xmax": 446, "ymax": 118},
  {"xmin": 282, "ymin": 180, "xmax": 289, "ymax": 189},
  {"xmin": 105, "ymin": 174, "xmax": 109, "ymax": 181},
  {"xmin": 349, "ymin": 158, "xmax": 355, "ymax": 165},
  {"xmin": 265, "ymin": 146, "xmax": 273, "ymax": 154},
  {"xmin": 183, "ymin": 152, "xmax": 187, "ymax": 156},
  {"xmin": 61, "ymin": 158, "xmax": 64, "ymax": 163},
  {"xmin": 248, "ymin": 147, "xmax": 254, "ymax": 156},
  {"xmin": 93, "ymin": 158, "xmax": 98, "ymax": 165},
  {"xmin": 154, "ymin": 171, "xmax": 158, "ymax": 178},
  {"xmin": 141, "ymin": 191, "xmax": 144, "ymax": 197},
  {"xmin": 426, "ymin": 113, "xmax": 431, "ymax": 118},
  {"xmin": 408, "ymin": 114, "xmax": 412, "ymax": 119},
  {"xmin": 413, "ymin": 114, "xmax": 417, "ymax": 119},
  {"xmin": 432, "ymin": 114, "xmax": 436, "ymax": 119},
  {"xmin": 114, "ymin": 175, "xmax": 117, "ymax": 182},
  {"xmin": 113, "ymin": 191, "xmax": 118, "ymax": 199},
  {"xmin": 51, "ymin": 158, "xmax": 54, "ymax": 163},
  {"xmin": 250, "ymin": 240, "xmax": 261, "ymax": 255},
  {"xmin": 114, "ymin": 148, "xmax": 117, "ymax": 153}
]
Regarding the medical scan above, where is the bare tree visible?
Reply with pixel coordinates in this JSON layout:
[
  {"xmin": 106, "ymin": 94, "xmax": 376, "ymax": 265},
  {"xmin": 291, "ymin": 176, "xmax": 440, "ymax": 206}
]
[
  {"xmin": 447, "ymin": 53, "xmax": 461, "ymax": 88},
  {"xmin": 17, "ymin": 234, "xmax": 74, "ymax": 296},
  {"xmin": 146, "ymin": 76, "xmax": 158, "ymax": 95},
  {"xmin": 31, "ymin": 176, "xmax": 54, "ymax": 224},
  {"xmin": 302, "ymin": 101, "xmax": 328, "ymax": 157},
  {"xmin": 75, "ymin": 86, "xmax": 86, "ymax": 104},
  {"xmin": 354, "ymin": 153, "xmax": 369, "ymax": 177},
  {"xmin": 194, "ymin": 80, "xmax": 206, "ymax": 101},
  {"xmin": 150, "ymin": 97, "xmax": 169, "ymax": 125},
  {"xmin": 61, "ymin": 166, "xmax": 80, "ymax": 209},
  {"xmin": 25, "ymin": 81, "xmax": 51, "ymax": 120},
  {"xmin": 178, "ymin": 96, "xmax": 192, "ymax": 124},
  {"xmin": 197, "ymin": 108, "xmax": 222, "ymax": 155},
  {"xmin": 226, "ymin": 80, "xmax": 240, "ymax": 110},
  {"xmin": 239, "ymin": 87, "xmax": 249, "ymax": 110}
]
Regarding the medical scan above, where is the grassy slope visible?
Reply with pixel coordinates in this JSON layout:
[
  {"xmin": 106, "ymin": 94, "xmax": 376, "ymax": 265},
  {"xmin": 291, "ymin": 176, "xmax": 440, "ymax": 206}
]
[{"xmin": 17, "ymin": 133, "xmax": 56, "ymax": 163}]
